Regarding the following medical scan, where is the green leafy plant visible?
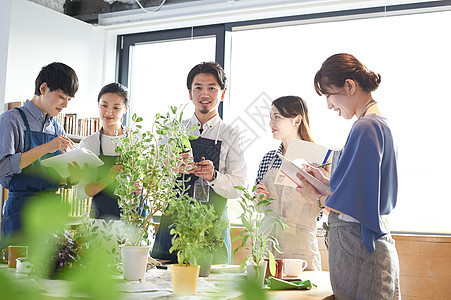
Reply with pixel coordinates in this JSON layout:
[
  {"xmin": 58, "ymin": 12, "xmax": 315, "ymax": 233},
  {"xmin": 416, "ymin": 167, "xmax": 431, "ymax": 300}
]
[
  {"xmin": 0, "ymin": 193, "xmax": 121, "ymax": 299},
  {"xmin": 233, "ymin": 185, "xmax": 288, "ymax": 276},
  {"xmin": 200, "ymin": 209, "xmax": 228, "ymax": 256},
  {"xmin": 114, "ymin": 105, "xmax": 197, "ymax": 246},
  {"xmin": 168, "ymin": 195, "xmax": 224, "ymax": 266}
]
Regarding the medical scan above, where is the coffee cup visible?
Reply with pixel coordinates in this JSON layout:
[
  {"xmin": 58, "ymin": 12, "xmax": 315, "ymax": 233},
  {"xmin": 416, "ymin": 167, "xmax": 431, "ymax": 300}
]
[
  {"xmin": 264, "ymin": 258, "xmax": 284, "ymax": 279},
  {"xmin": 2, "ymin": 245, "xmax": 28, "ymax": 268},
  {"xmin": 16, "ymin": 257, "xmax": 32, "ymax": 274},
  {"xmin": 283, "ymin": 258, "xmax": 307, "ymax": 277}
]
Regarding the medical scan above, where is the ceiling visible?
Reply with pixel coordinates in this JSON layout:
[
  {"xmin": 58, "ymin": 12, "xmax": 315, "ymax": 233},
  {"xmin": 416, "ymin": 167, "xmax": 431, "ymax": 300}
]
[
  {"xmin": 27, "ymin": 0, "xmax": 444, "ymax": 28},
  {"xmin": 27, "ymin": 0, "xmax": 200, "ymax": 24}
]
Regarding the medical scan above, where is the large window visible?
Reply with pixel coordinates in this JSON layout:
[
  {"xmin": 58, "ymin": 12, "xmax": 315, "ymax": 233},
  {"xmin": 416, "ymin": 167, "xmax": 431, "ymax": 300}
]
[
  {"xmin": 118, "ymin": 25, "xmax": 225, "ymax": 128},
  {"xmin": 225, "ymin": 11, "xmax": 451, "ymax": 233},
  {"xmin": 129, "ymin": 37, "xmax": 215, "ymax": 129},
  {"xmin": 118, "ymin": 5, "xmax": 451, "ymax": 234}
]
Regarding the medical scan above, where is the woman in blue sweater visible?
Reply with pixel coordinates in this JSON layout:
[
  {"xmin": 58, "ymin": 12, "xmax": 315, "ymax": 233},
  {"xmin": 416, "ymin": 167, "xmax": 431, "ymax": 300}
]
[{"xmin": 296, "ymin": 53, "xmax": 400, "ymax": 299}]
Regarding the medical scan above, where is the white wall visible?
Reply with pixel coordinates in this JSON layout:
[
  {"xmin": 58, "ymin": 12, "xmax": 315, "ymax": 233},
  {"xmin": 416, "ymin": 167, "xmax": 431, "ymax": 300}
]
[
  {"xmin": 0, "ymin": 0, "xmax": 13, "ymax": 113},
  {"xmin": 3, "ymin": 0, "xmax": 107, "ymax": 118}
]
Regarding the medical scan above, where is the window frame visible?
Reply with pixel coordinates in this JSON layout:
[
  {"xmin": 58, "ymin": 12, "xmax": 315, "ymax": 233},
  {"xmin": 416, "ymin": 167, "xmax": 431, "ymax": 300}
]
[{"xmin": 117, "ymin": 24, "xmax": 227, "ymax": 120}]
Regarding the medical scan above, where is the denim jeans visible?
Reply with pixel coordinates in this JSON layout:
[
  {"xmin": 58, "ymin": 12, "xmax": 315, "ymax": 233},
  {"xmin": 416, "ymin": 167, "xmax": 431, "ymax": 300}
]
[{"xmin": 326, "ymin": 211, "xmax": 400, "ymax": 300}]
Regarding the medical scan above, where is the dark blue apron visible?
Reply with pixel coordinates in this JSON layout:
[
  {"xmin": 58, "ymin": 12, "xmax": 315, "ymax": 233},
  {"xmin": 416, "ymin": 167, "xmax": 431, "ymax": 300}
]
[
  {"xmin": 151, "ymin": 137, "xmax": 231, "ymax": 264},
  {"xmin": 1, "ymin": 108, "xmax": 61, "ymax": 242},
  {"xmin": 90, "ymin": 128, "xmax": 121, "ymax": 219}
]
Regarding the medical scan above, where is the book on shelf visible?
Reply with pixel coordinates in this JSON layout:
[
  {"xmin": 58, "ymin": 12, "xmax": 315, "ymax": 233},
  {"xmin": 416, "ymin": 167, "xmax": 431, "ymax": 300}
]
[
  {"xmin": 56, "ymin": 113, "xmax": 100, "ymax": 138},
  {"xmin": 78, "ymin": 117, "xmax": 100, "ymax": 137},
  {"xmin": 274, "ymin": 139, "xmax": 333, "ymax": 190}
]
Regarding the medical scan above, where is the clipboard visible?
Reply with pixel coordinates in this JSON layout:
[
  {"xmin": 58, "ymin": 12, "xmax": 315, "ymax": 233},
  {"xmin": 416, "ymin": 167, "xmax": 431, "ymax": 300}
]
[
  {"xmin": 274, "ymin": 139, "xmax": 332, "ymax": 188},
  {"xmin": 41, "ymin": 147, "xmax": 104, "ymax": 177},
  {"xmin": 278, "ymin": 154, "xmax": 332, "ymax": 196}
]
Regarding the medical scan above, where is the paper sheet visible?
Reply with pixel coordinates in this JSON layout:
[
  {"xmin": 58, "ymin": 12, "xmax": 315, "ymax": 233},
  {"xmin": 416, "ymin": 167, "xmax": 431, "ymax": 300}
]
[{"xmin": 41, "ymin": 147, "xmax": 104, "ymax": 177}]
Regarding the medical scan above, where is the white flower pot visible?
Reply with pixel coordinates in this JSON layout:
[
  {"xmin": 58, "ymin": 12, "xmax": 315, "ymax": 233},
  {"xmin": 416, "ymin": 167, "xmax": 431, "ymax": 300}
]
[
  {"xmin": 246, "ymin": 260, "xmax": 267, "ymax": 288},
  {"xmin": 121, "ymin": 245, "xmax": 151, "ymax": 281}
]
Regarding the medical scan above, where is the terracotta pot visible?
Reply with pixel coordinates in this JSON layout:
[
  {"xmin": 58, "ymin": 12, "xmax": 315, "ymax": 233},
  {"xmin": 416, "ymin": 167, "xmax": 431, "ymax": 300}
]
[
  {"xmin": 121, "ymin": 245, "xmax": 151, "ymax": 281},
  {"xmin": 171, "ymin": 264, "xmax": 200, "ymax": 295}
]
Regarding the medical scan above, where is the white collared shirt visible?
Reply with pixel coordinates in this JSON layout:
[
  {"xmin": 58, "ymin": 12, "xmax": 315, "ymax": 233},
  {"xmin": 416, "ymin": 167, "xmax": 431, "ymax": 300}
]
[{"xmin": 185, "ymin": 114, "xmax": 247, "ymax": 199}]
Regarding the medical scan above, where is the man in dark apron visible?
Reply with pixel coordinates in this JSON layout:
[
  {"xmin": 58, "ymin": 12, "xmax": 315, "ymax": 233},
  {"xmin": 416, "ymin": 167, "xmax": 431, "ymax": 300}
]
[
  {"xmin": 0, "ymin": 63, "xmax": 79, "ymax": 248},
  {"xmin": 151, "ymin": 62, "xmax": 247, "ymax": 264}
]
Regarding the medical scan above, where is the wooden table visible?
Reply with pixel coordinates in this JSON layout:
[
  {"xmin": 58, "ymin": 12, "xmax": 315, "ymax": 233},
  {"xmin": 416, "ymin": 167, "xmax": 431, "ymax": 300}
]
[{"xmin": 0, "ymin": 264, "xmax": 333, "ymax": 299}]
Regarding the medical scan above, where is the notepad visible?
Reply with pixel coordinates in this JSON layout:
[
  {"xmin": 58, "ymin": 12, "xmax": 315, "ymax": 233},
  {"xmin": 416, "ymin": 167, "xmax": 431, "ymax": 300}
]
[
  {"xmin": 41, "ymin": 147, "xmax": 104, "ymax": 177},
  {"xmin": 278, "ymin": 155, "xmax": 332, "ymax": 196},
  {"xmin": 274, "ymin": 139, "xmax": 332, "ymax": 188}
]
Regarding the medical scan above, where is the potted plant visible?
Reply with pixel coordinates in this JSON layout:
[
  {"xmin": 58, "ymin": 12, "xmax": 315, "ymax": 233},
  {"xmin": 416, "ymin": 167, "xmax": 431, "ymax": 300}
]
[
  {"xmin": 114, "ymin": 105, "xmax": 196, "ymax": 280},
  {"xmin": 167, "ymin": 195, "xmax": 222, "ymax": 295},
  {"xmin": 197, "ymin": 207, "xmax": 228, "ymax": 277},
  {"xmin": 233, "ymin": 185, "xmax": 288, "ymax": 287}
]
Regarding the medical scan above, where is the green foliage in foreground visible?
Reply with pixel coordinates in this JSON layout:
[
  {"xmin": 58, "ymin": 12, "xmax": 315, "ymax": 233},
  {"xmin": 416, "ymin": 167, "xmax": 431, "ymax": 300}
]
[
  {"xmin": 0, "ymin": 193, "xmax": 120, "ymax": 300},
  {"xmin": 233, "ymin": 185, "xmax": 288, "ymax": 276}
]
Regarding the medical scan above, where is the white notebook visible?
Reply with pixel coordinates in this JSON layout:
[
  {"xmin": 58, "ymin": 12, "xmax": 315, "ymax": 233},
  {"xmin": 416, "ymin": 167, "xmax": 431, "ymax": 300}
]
[
  {"xmin": 278, "ymin": 154, "xmax": 332, "ymax": 196},
  {"xmin": 41, "ymin": 147, "xmax": 104, "ymax": 177},
  {"xmin": 274, "ymin": 139, "xmax": 332, "ymax": 188}
]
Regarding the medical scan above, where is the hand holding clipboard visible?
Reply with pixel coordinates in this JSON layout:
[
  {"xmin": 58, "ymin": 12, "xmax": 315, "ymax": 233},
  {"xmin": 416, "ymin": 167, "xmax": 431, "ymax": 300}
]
[{"xmin": 278, "ymin": 154, "xmax": 332, "ymax": 196}]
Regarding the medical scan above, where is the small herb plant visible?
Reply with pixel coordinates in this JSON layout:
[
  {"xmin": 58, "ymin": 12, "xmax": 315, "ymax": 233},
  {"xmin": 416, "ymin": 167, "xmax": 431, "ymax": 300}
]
[
  {"xmin": 233, "ymin": 185, "xmax": 288, "ymax": 276},
  {"xmin": 200, "ymin": 209, "xmax": 228, "ymax": 256},
  {"xmin": 114, "ymin": 105, "xmax": 196, "ymax": 246},
  {"xmin": 168, "ymin": 195, "xmax": 224, "ymax": 266}
]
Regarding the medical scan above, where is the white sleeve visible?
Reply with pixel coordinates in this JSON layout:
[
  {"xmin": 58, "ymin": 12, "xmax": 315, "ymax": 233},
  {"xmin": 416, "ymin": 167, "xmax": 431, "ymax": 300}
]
[{"xmin": 73, "ymin": 137, "xmax": 98, "ymax": 200}]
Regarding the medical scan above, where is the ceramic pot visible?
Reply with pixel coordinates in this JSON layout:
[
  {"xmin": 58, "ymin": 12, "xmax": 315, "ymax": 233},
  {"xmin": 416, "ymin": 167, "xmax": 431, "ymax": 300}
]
[
  {"xmin": 246, "ymin": 260, "xmax": 267, "ymax": 288},
  {"xmin": 121, "ymin": 245, "xmax": 151, "ymax": 281},
  {"xmin": 16, "ymin": 257, "xmax": 32, "ymax": 274},
  {"xmin": 171, "ymin": 264, "xmax": 200, "ymax": 295},
  {"xmin": 198, "ymin": 253, "xmax": 214, "ymax": 277}
]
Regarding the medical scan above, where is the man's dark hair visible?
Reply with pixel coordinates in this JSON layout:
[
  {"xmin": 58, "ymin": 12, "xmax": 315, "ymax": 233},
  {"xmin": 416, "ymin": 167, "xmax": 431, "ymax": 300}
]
[
  {"xmin": 186, "ymin": 62, "xmax": 227, "ymax": 91},
  {"xmin": 97, "ymin": 83, "xmax": 129, "ymax": 106},
  {"xmin": 34, "ymin": 62, "xmax": 79, "ymax": 98}
]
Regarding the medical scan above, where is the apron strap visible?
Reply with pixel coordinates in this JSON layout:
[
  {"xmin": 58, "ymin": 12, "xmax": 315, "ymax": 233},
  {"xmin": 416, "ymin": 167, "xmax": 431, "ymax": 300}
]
[
  {"xmin": 99, "ymin": 126, "xmax": 126, "ymax": 155},
  {"xmin": 268, "ymin": 154, "xmax": 281, "ymax": 169},
  {"xmin": 99, "ymin": 127, "xmax": 104, "ymax": 155},
  {"xmin": 214, "ymin": 121, "xmax": 221, "ymax": 144},
  {"xmin": 14, "ymin": 108, "xmax": 31, "ymax": 131},
  {"xmin": 51, "ymin": 117, "xmax": 60, "ymax": 136},
  {"xmin": 15, "ymin": 107, "xmax": 60, "ymax": 136}
]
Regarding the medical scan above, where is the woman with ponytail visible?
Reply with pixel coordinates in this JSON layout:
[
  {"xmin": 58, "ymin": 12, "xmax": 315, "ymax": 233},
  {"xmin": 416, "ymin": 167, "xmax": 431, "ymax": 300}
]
[{"xmin": 255, "ymin": 95, "xmax": 322, "ymax": 271}]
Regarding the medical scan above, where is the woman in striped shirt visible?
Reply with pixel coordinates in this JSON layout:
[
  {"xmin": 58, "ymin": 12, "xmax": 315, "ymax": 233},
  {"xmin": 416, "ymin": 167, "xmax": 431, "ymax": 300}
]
[{"xmin": 255, "ymin": 96, "xmax": 322, "ymax": 270}]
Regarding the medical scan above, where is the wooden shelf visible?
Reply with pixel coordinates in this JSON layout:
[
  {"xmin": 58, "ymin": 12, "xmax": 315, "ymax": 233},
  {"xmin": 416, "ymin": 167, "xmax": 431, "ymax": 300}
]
[{"xmin": 67, "ymin": 134, "xmax": 84, "ymax": 144}]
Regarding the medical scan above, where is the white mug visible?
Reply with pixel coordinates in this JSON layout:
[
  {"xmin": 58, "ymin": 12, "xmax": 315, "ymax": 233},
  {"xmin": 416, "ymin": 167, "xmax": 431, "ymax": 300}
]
[
  {"xmin": 283, "ymin": 258, "xmax": 307, "ymax": 277},
  {"xmin": 16, "ymin": 258, "xmax": 32, "ymax": 274}
]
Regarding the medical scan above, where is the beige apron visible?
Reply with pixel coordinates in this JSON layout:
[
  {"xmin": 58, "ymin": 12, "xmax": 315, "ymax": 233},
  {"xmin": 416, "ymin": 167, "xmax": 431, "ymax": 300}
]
[{"xmin": 262, "ymin": 158, "xmax": 322, "ymax": 271}]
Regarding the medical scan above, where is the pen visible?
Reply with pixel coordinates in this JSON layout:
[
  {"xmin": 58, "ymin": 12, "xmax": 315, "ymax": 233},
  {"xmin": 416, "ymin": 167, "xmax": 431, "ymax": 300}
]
[
  {"xmin": 321, "ymin": 149, "xmax": 332, "ymax": 165},
  {"xmin": 316, "ymin": 162, "xmax": 331, "ymax": 169}
]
